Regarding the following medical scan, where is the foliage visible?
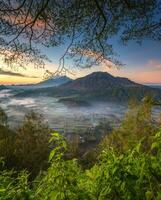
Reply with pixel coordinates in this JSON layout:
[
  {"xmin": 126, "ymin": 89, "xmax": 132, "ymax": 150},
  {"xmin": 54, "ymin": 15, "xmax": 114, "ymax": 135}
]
[
  {"xmin": 34, "ymin": 133, "xmax": 85, "ymax": 200},
  {"xmin": 1, "ymin": 130, "xmax": 161, "ymax": 200},
  {"xmin": 0, "ymin": 101, "xmax": 161, "ymax": 199},
  {"xmin": 80, "ymin": 132, "xmax": 161, "ymax": 200},
  {"xmin": 0, "ymin": 108, "xmax": 51, "ymax": 179},
  {"xmin": 99, "ymin": 96, "xmax": 159, "ymax": 154},
  {"xmin": 0, "ymin": 169, "xmax": 33, "ymax": 200},
  {"xmin": 0, "ymin": 107, "xmax": 16, "ymax": 169},
  {"xmin": 0, "ymin": 107, "xmax": 7, "ymax": 126},
  {"xmin": 14, "ymin": 111, "xmax": 51, "ymax": 178}
]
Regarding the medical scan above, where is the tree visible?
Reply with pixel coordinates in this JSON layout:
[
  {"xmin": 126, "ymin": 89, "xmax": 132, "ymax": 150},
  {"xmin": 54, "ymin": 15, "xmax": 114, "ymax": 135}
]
[
  {"xmin": 99, "ymin": 96, "xmax": 159, "ymax": 154},
  {"xmin": 0, "ymin": 107, "xmax": 16, "ymax": 169},
  {"xmin": 0, "ymin": 0, "xmax": 161, "ymax": 74},
  {"xmin": 14, "ymin": 111, "xmax": 51, "ymax": 179},
  {"xmin": 0, "ymin": 107, "xmax": 7, "ymax": 126}
]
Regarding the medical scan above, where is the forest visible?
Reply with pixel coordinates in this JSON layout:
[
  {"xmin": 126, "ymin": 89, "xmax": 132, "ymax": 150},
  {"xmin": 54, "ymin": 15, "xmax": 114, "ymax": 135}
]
[{"xmin": 0, "ymin": 97, "xmax": 161, "ymax": 199}]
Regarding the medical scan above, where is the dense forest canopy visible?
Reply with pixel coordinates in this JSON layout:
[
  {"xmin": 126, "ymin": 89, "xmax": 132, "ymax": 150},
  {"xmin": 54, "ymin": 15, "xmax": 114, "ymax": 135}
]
[{"xmin": 0, "ymin": 0, "xmax": 161, "ymax": 74}]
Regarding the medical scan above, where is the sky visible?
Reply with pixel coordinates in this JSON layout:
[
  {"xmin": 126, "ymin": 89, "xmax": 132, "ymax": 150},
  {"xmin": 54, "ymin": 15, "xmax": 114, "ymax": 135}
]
[{"xmin": 0, "ymin": 38, "xmax": 161, "ymax": 85}]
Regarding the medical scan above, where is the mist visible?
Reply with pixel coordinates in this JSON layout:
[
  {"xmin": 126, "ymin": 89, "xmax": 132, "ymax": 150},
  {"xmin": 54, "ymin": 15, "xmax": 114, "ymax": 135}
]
[
  {"xmin": 0, "ymin": 88, "xmax": 160, "ymax": 133},
  {"xmin": 0, "ymin": 89, "xmax": 126, "ymax": 129}
]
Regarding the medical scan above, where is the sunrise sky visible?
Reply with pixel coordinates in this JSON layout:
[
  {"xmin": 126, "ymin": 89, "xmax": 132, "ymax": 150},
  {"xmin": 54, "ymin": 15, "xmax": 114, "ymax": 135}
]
[{"xmin": 0, "ymin": 38, "xmax": 161, "ymax": 85}]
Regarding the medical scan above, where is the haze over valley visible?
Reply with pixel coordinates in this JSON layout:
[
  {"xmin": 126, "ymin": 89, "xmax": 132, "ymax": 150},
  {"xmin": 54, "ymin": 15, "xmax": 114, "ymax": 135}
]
[{"xmin": 1, "ymin": 72, "xmax": 161, "ymax": 133}]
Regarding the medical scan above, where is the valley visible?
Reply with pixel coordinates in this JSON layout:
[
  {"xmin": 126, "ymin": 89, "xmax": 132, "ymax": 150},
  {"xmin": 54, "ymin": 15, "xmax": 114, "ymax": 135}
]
[
  {"xmin": 0, "ymin": 88, "xmax": 125, "ymax": 130},
  {"xmin": 0, "ymin": 71, "xmax": 161, "ymax": 135}
]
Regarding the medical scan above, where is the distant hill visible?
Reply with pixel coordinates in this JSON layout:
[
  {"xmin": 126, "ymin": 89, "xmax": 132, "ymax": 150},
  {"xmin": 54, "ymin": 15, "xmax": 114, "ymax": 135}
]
[
  {"xmin": 15, "ymin": 72, "xmax": 161, "ymax": 105},
  {"xmin": 8, "ymin": 76, "xmax": 72, "ymax": 90},
  {"xmin": 37, "ymin": 76, "xmax": 72, "ymax": 88},
  {"xmin": 145, "ymin": 84, "xmax": 161, "ymax": 89}
]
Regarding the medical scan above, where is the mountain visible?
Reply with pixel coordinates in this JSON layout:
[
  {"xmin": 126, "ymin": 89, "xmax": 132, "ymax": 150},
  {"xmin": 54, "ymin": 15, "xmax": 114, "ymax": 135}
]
[
  {"xmin": 8, "ymin": 76, "xmax": 72, "ymax": 90},
  {"xmin": 15, "ymin": 72, "xmax": 161, "ymax": 105},
  {"xmin": 37, "ymin": 76, "xmax": 72, "ymax": 88},
  {"xmin": 60, "ymin": 72, "xmax": 138, "ymax": 90},
  {"xmin": 55, "ymin": 72, "xmax": 161, "ymax": 104}
]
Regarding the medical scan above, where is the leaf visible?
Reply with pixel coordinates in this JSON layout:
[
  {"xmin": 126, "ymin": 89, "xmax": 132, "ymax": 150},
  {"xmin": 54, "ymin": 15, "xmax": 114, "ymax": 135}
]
[
  {"xmin": 145, "ymin": 191, "xmax": 152, "ymax": 200},
  {"xmin": 151, "ymin": 142, "xmax": 159, "ymax": 150},
  {"xmin": 49, "ymin": 149, "xmax": 56, "ymax": 162},
  {"xmin": 0, "ymin": 188, "xmax": 6, "ymax": 193}
]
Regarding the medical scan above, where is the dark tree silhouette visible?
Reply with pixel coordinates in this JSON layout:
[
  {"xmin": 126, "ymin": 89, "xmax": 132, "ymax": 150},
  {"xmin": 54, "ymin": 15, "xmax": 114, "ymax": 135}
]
[{"xmin": 0, "ymin": 0, "xmax": 161, "ymax": 74}]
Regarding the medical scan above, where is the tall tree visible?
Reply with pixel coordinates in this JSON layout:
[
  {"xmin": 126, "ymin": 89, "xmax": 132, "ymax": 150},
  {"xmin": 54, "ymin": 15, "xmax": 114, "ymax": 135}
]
[
  {"xmin": 14, "ymin": 111, "xmax": 51, "ymax": 178},
  {"xmin": 0, "ymin": 107, "xmax": 7, "ymax": 126},
  {"xmin": 0, "ymin": 107, "xmax": 15, "ymax": 169},
  {"xmin": 99, "ymin": 96, "xmax": 159, "ymax": 154}
]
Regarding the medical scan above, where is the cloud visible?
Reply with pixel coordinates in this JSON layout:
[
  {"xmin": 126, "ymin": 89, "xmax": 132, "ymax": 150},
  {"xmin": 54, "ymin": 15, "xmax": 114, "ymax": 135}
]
[
  {"xmin": 0, "ymin": 69, "xmax": 38, "ymax": 78},
  {"xmin": 75, "ymin": 49, "xmax": 116, "ymax": 68},
  {"xmin": 133, "ymin": 71, "xmax": 161, "ymax": 84},
  {"xmin": 145, "ymin": 59, "xmax": 161, "ymax": 71}
]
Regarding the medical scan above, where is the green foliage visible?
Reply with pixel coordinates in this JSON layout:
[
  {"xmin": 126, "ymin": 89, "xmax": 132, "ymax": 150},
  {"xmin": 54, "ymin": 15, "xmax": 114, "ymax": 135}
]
[
  {"xmin": 0, "ymin": 170, "xmax": 33, "ymax": 199},
  {"xmin": 99, "ymin": 96, "xmax": 159, "ymax": 154},
  {"xmin": 33, "ymin": 131, "xmax": 161, "ymax": 200},
  {"xmin": 0, "ymin": 130, "xmax": 159, "ymax": 200},
  {"xmin": 0, "ymin": 101, "xmax": 161, "ymax": 199},
  {"xmin": 34, "ymin": 133, "xmax": 84, "ymax": 200},
  {"xmin": 82, "ymin": 135, "xmax": 161, "ymax": 200},
  {"xmin": 0, "ymin": 109, "xmax": 51, "ymax": 179},
  {"xmin": 0, "ymin": 107, "xmax": 16, "ymax": 169},
  {"xmin": 14, "ymin": 111, "xmax": 51, "ymax": 178},
  {"xmin": 0, "ymin": 107, "xmax": 7, "ymax": 126}
]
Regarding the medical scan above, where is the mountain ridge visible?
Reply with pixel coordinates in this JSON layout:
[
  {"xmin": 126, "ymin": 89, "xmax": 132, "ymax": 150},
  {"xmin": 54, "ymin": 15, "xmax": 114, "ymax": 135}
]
[
  {"xmin": 14, "ymin": 71, "xmax": 161, "ymax": 105},
  {"xmin": 60, "ymin": 71, "xmax": 139, "ymax": 90}
]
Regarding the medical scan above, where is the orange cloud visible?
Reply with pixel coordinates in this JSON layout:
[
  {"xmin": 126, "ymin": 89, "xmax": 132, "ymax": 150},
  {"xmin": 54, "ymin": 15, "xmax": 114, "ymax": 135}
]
[
  {"xmin": 145, "ymin": 59, "xmax": 161, "ymax": 70},
  {"xmin": 0, "ymin": 75, "xmax": 41, "ymax": 85},
  {"xmin": 3, "ymin": 12, "xmax": 46, "ymax": 30},
  {"xmin": 99, "ymin": 63, "xmax": 161, "ymax": 84},
  {"xmin": 0, "ymin": 61, "xmax": 59, "ymax": 85},
  {"xmin": 75, "ymin": 49, "xmax": 116, "ymax": 68},
  {"xmin": 132, "ymin": 71, "xmax": 161, "ymax": 84}
]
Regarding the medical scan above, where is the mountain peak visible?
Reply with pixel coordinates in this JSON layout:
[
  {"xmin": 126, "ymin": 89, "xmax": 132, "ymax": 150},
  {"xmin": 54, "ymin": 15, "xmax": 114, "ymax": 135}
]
[
  {"xmin": 87, "ymin": 71, "xmax": 113, "ymax": 77},
  {"xmin": 62, "ymin": 71, "xmax": 137, "ymax": 90},
  {"xmin": 37, "ymin": 75, "xmax": 72, "ymax": 88}
]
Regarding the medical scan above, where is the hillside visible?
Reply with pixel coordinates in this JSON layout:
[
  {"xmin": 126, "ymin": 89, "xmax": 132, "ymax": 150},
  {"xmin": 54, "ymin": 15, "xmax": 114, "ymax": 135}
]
[
  {"xmin": 50, "ymin": 72, "xmax": 161, "ymax": 103},
  {"xmin": 15, "ymin": 72, "xmax": 161, "ymax": 104}
]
